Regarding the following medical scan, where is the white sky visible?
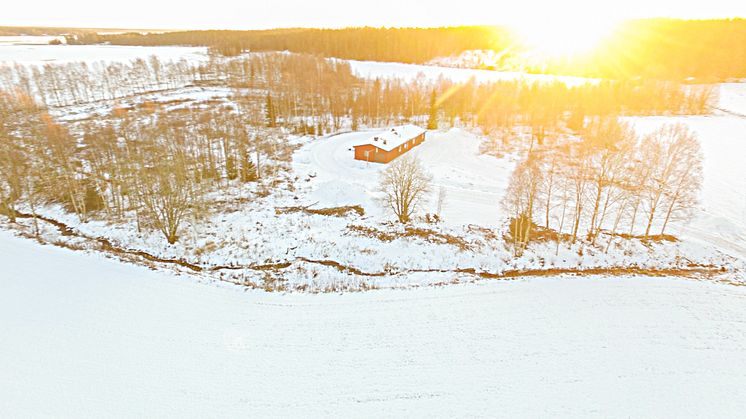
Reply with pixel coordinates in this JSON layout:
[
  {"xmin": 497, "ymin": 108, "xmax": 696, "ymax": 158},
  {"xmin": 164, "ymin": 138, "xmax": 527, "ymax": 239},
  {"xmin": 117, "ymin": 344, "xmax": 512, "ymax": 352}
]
[{"xmin": 2, "ymin": 0, "xmax": 745, "ymax": 30}]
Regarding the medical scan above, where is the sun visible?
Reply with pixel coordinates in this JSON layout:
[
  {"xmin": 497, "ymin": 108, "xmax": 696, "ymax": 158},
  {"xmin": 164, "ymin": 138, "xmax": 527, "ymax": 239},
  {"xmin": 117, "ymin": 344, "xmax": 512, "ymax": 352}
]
[{"xmin": 510, "ymin": 17, "xmax": 619, "ymax": 58}]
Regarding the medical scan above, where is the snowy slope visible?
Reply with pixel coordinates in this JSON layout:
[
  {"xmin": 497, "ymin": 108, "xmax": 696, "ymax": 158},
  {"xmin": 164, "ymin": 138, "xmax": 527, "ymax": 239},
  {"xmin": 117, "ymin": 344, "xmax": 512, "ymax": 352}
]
[
  {"xmin": 2, "ymin": 229, "xmax": 746, "ymax": 418},
  {"xmin": 717, "ymin": 83, "xmax": 746, "ymax": 116}
]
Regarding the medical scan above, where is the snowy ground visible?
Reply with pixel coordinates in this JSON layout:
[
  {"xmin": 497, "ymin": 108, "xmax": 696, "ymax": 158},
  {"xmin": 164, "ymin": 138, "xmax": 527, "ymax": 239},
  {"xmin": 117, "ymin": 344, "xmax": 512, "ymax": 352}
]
[
  {"xmin": 2, "ymin": 229, "xmax": 745, "ymax": 418},
  {"xmin": 293, "ymin": 128, "xmax": 514, "ymax": 227},
  {"xmin": 0, "ymin": 36, "xmax": 66, "ymax": 46}
]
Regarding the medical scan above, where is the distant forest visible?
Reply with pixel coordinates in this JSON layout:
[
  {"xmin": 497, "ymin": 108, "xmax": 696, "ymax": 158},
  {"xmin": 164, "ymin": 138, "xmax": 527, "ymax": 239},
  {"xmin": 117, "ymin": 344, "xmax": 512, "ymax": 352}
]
[
  {"xmin": 66, "ymin": 19, "xmax": 746, "ymax": 81},
  {"xmin": 68, "ymin": 27, "xmax": 515, "ymax": 65},
  {"xmin": 0, "ymin": 26, "xmax": 112, "ymax": 36}
]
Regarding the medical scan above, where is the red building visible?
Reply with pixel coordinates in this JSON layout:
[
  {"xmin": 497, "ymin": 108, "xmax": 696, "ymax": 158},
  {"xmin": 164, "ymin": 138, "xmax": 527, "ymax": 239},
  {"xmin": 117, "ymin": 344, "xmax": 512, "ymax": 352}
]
[{"xmin": 353, "ymin": 125, "xmax": 427, "ymax": 164}]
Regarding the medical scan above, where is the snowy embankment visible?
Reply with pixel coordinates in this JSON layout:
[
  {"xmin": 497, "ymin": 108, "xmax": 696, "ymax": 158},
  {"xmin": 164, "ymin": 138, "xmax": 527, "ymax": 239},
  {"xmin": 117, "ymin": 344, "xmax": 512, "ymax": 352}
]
[
  {"xmin": 0, "ymin": 42, "xmax": 743, "ymax": 289},
  {"xmin": 14, "ymin": 126, "xmax": 740, "ymax": 291},
  {"xmin": 2, "ymin": 229, "xmax": 745, "ymax": 418}
]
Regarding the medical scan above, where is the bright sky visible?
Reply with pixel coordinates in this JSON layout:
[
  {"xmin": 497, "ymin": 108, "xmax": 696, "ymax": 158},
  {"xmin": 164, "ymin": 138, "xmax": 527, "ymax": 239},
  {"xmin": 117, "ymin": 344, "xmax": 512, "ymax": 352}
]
[{"xmin": 2, "ymin": 0, "xmax": 745, "ymax": 30}]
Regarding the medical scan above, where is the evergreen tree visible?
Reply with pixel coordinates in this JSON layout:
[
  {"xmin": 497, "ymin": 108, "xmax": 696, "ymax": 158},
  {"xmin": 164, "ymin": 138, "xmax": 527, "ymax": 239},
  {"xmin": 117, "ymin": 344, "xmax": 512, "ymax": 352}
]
[
  {"xmin": 265, "ymin": 94, "xmax": 276, "ymax": 128},
  {"xmin": 427, "ymin": 90, "xmax": 439, "ymax": 130}
]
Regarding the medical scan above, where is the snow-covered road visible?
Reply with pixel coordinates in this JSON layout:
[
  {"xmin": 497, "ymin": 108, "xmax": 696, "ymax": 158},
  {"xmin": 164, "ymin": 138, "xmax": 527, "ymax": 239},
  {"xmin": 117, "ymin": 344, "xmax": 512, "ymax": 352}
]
[{"xmin": 2, "ymin": 229, "xmax": 745, "ymax": 418}]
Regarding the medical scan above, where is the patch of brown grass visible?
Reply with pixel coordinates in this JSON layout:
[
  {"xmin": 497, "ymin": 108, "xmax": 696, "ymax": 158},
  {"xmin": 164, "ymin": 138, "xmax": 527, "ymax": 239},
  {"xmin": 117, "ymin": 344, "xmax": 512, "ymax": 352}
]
[
  {"xmin": 347, "ymin": 224, "xmax": 470, "ymax": 250},
  {"xmin": 276, "ymin": 205, "xmax": 365, "ymax": 218}
]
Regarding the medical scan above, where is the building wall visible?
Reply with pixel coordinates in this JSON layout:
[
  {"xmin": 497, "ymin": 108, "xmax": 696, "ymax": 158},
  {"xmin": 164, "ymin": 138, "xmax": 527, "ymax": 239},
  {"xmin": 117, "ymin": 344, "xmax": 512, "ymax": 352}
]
[{"xmin": 353, "ymin": 132, "xmax": 427, "ymax": 164}]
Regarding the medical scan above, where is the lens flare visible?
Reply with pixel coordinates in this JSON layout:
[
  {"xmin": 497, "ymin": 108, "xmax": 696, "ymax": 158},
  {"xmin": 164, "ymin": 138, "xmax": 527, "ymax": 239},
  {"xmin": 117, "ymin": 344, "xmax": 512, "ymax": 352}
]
[{"xmin": 510, "ymin": 17, "xmax": 619, "ymax": 58}]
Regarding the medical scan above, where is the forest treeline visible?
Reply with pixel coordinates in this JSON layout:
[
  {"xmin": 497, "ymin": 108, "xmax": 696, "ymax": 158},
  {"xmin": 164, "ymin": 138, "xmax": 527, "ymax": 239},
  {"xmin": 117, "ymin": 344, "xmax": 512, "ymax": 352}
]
[
  {"xmin": 67, "ymin": 27, "xmax": 515, "ymax": 65},
  {"xmin": 0, "ymin": 53, "xmax": 713, "ymax": 244},
  {"xmin": 0, "ymin": 53, "xmax": 714, "ymax": 125},
  {"xmin": 0, "ymin": 26, "xmax": 107, "ymax": 36},
  {"xmin": 66, "ymin": 19, "xmax": 746, "ymax": 81},
  {"xmin": 555, "ymin": 19, "xmax": 746, "ymax": 81}
]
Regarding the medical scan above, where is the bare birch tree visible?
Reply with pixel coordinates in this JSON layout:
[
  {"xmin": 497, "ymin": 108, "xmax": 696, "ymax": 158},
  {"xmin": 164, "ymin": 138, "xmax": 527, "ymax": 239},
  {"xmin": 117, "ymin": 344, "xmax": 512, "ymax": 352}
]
[{"xmin": 380, "ymin": 156, "xmax": 432, "ymax": 223}]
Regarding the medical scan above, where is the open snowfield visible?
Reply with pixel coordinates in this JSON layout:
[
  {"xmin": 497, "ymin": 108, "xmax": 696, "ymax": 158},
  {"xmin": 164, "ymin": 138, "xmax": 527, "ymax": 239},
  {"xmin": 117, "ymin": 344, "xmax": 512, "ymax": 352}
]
[
  {"xmin": 0, "ymin": 36, "xmax": 66, "ymax": 46},
  {"xmin": 2, "ymin": 229, "xmax": 746, "ymax": 418},
  {"xmin": 0, "ymin": 37, "xmax": 591, "ymax": 86},
  {"xmin": 346, "ymin": 59, "xmax": 595, "ymax": 86},
  {"xmin": 0, "ymin": 37, "xmax": 208, "ymax": 66}
]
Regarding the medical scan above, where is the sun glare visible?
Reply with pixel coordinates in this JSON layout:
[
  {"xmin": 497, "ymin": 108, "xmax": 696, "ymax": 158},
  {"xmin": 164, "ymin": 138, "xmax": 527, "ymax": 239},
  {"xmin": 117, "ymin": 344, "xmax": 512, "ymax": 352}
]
[{"xmin": 511, "ymin": 17, "xmax": 619, "ymax": 57}]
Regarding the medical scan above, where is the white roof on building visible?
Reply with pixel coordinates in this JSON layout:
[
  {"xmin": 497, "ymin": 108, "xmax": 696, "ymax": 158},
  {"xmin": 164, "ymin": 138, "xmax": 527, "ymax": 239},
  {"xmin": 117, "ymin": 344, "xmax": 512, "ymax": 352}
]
[{"xmin": 354, "ymin": 124, "xmax": 426, "ymax": 152}]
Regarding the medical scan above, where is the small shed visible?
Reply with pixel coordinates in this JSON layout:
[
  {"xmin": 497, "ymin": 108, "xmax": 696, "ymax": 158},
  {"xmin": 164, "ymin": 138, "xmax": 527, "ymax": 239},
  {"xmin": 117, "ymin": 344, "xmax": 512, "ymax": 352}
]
[{"xmin": 353, "ymin": 125, "xmax": 426, "ymax": 164}]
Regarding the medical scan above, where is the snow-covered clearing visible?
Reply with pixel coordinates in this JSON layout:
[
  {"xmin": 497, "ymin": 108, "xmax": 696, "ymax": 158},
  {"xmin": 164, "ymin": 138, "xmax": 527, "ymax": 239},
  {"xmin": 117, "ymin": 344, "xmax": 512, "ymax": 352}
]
[
  {"xmin": 293, "ymin": 128, "xmax": 513, "ymax": 227},
  {"xmin": 1, "ymin": 229, "xmax": 745, "ymax": 418},
  {"xmin": 717, "ymin": 82, "xmax": 746, "ymax": 116}
]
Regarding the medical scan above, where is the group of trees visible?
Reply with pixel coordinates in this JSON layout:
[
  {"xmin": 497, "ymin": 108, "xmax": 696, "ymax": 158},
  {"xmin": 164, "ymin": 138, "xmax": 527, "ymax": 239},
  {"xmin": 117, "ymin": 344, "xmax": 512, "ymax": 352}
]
[
  {"xmin": 67, "ymin": 19, "xmax": 746, "ymax": 81},
  {"xmin": 0, "ymin": 58, "xmax": 197, "ymax": 107},
  {"xmin": 1, "ymin": 51, "xmax": 711, "ymax": 246},
  {"xmin": 573, "ymin": 19, "xmax": 746, "ymax": 80},
  {"xmin": 0, "ymin": 89, "xmax": 283, "ymax": 244},
  {"xmin": 0, "ymin": 53, "xmax": 713, "ymax": 139},
  {"xmin": 68, "ymin": 26, "xmax": 516, "ymax": 65},
  {"xmin": 503, "ymin": 118, "xmax": 703, "ymax": 255},
  {"xmin": 380, "ymin": 156, "xmax": 432, "ymax": 224}
]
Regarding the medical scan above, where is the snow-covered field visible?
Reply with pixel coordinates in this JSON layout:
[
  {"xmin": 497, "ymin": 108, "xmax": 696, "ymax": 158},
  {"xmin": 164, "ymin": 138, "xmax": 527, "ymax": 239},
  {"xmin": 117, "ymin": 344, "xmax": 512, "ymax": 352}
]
[
  {"xmin": 0, "ymin": 38, "xmax": 208, "ymax": 66},
  {"xmin": 0, "ymin": 37, "xmax": 591, "ymax": 86},
  {"xmin": 346, "ymin": 59, "xmax": 595, "ymax": 86},
  {"xmin": 2, "ymin": 229, "xmax": 745, "ymax": 418},
  {"xmin": 2, "ymin": 40, "xmax": 746, "ymax": 417},
  {"xmin": 0, "ymin": 36, "xmax": 66, "ymax": 45},
  {"xmin": 20, "ymin": 123, "xmax": 738, "ymax": 292}
]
